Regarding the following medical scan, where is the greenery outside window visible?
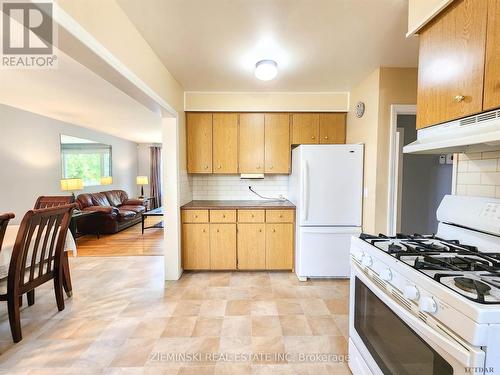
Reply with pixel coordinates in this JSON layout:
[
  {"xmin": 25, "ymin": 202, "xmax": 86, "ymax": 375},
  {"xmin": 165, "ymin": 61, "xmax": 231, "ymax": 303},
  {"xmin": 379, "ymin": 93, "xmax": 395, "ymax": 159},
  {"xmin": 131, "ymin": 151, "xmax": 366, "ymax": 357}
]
[{"xmin": 60, "ymin": 135, "xmax": 112, "ymax": 186}]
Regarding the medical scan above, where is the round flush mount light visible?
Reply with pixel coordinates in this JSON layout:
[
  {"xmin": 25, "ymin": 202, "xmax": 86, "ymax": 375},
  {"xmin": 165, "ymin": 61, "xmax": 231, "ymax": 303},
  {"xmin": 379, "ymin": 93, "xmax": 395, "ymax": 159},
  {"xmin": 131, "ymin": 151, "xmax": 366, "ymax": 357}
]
[{"xmin": 255, "ymin": 59, "xmax": 278, "ymax": 81}]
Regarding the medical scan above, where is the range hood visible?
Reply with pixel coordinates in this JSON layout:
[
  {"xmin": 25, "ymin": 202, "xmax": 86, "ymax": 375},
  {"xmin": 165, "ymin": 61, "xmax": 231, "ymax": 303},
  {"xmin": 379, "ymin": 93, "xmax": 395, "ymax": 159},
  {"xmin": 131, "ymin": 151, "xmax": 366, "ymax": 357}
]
[{"xmin": 403, "ymin": 109, "xmax": 500, "ymax": 154}]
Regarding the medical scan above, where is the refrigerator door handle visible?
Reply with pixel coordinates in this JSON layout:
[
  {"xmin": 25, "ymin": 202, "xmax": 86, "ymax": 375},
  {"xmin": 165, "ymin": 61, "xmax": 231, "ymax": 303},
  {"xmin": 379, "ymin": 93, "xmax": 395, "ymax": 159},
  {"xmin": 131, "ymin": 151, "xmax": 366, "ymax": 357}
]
[{"xmin": 302, "ymin": 160, "xmax": 309, "ymax": 222}]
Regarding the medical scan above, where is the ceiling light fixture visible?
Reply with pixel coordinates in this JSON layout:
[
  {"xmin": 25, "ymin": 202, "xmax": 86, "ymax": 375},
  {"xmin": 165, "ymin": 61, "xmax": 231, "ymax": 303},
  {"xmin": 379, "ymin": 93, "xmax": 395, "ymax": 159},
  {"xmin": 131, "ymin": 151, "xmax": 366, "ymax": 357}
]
[{"xmin": 255, "ymin": 60, "xmax": 278, "ymax": 81}]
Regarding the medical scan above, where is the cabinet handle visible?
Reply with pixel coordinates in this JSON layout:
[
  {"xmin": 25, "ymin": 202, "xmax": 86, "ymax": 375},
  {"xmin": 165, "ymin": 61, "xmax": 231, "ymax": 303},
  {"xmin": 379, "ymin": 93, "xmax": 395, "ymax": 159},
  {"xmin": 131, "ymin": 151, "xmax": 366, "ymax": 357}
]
[
  {"xmin": 204, "ymin": 165, "xmax": 208, "ymax": 169},
  {"xmin": 251, "ymin": 214, "xmax": 254, "ymax": 218},
  {"xmin": 311, "ymin": 136, "xmax": 315, "ymax": 139},
  {"xmin": 217, "ymin": 229, "xmax": 219, "ymax": 233},
  {"xmin": 217, "ymin": 165, "xmax": 221, "ymax": 169},
  {"xmin": 324, "ymin": 136, "xmax": 329, "ymax": 140},
  {"xmin": 195, "ymin": 215, "xmax": 198, "ymax": 218},
  {"xmin": 272, "ymin": 228, "xmax": 276, "ymax": 232},
  {"xmin": 222, "ymin": 214, "xmax": 226, "ymax": 218},
  {"xmin": 279, "ymin": 214, "xmax": 283, "ymax": 218},
  {"xmin": 454, "ymin": 95, "xmax": 465, "ymax": 103},
  {"xmin": 259, "ymin": 229, "xmax": 262, "ymax": 232},
  {"xmin": 202, "ymin": 229, "xmax": 206, "ymax": 233},
  {"xmin": 256, "ymin": 165, "xmax": 261, "ymax": 169}
]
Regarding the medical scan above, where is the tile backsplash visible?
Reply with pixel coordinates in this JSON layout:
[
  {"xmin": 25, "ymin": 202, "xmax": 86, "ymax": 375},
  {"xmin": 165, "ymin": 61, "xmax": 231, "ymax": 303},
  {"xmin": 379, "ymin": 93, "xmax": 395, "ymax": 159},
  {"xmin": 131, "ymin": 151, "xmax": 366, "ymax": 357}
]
[
  {"xmin": 456, "ymin": 151, "xmax": 500, "ymax": 198},
  {"xmin": 192, "ymin": 175, "xmax": 289, "ymax": 200}
]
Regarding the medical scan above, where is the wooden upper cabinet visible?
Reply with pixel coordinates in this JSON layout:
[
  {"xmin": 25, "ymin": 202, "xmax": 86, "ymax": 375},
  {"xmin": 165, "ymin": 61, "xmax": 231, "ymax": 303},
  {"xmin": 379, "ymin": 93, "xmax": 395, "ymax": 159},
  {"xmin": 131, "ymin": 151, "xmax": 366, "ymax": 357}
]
[
  {"xmin": 484, "ymin": 0, "xmax": 500, "ymax": 111},
  {"xmin": 213, "ymin": 113, "xmax": 238, "ymax": 173},
  {"xmin": 239, "ymin": 113, "xmax": 265, "ymax": 173},
  {"xmin": 416, "ymin": 0, "xmax": 488, "ymax": 129},
  {"xmin": 187, "ymin": 113, "xmax": 213, "ymax": 173},
  {"xmin": 319, "ymin": 113, "xmax": 346, "ymax": 144},
  {"xmin": 291, "ymin": 113, "xmax": 319, "ymax": 144},
  {"xmin": 264, "ymin": 113, "xmax": 290, "ymax": 173}
]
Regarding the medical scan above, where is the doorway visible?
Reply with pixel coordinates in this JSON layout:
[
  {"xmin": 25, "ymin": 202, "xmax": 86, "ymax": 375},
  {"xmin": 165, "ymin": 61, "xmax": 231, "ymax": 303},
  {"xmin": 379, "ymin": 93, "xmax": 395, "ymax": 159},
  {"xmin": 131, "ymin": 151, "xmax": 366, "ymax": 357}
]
[{"xmin": 388, "ymin": 108, "xmax": 453, "ymax": 235}]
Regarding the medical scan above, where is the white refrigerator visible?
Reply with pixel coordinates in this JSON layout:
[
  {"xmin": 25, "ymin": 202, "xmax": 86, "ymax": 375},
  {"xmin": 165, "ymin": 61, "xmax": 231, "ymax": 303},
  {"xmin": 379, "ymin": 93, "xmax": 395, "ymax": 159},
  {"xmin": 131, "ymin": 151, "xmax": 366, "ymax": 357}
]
[{"xmin": 288, "ymin": 144, "xmax": 364, "ymax": 280}]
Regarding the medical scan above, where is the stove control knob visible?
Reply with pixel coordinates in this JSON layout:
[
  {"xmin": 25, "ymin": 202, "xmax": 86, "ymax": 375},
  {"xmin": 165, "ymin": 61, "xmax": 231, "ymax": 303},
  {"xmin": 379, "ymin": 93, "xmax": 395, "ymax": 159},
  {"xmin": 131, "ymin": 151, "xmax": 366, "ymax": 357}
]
[
  {"xmin": 420, "ymin": 297, "xmax": 438, "ymax": 314},
  {"xmin": 379, "ymin": 268, "xmax": 392, "ymax": 281},
  {"xmin": 362, "ymin": 255, "xmax": 373, "ymax": 267},
  {"xmin": 403, "ymin": 285, "xmax": 420, "ymax": 301}
]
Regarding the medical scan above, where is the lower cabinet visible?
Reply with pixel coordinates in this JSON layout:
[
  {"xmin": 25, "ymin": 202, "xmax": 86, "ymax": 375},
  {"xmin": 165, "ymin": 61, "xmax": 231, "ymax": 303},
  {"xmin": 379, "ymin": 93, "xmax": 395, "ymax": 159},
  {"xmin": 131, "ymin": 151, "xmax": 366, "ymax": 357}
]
[
  {"xmin": 210, "ymin": 224, "xmax": 236, "ymax": 270},
  {"xmin": 182, "ymin": 209, "xmax": 294, "ymax": 271},
  {"xmin": 182, "ymin": 223, "xmax": 210, "ymax": 270},
  {"xmin": 266, "ymin": 223, "xmax": 294, "ymax": 270},
  {"xmin": 237, "ymin": 224, "xmax": 266, "ymax": 270}
]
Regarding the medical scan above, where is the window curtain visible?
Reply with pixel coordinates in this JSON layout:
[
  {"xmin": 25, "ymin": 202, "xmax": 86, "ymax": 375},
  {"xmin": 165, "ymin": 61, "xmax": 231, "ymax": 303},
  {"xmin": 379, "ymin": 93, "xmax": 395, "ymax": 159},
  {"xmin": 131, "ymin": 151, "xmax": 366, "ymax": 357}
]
[{"xmin": 150, "ymin": 146, "xmax": 162, "ymax": 209}]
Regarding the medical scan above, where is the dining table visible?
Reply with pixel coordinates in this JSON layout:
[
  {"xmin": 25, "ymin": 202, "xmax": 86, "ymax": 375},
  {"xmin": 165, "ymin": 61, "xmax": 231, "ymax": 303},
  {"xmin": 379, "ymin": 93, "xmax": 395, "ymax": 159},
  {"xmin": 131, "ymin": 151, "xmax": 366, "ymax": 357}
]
[{"xmin": 1, "ymin": 224, "xmax": 76, "ymax": 295}]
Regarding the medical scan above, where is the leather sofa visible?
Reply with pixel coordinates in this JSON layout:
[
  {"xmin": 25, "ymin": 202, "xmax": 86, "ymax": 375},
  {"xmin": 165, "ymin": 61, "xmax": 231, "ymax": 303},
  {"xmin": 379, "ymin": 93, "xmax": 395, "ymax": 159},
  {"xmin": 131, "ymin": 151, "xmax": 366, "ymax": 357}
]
[{"xmin": 76, "ymin": 190, "xmax": 147, "ymax": 234}]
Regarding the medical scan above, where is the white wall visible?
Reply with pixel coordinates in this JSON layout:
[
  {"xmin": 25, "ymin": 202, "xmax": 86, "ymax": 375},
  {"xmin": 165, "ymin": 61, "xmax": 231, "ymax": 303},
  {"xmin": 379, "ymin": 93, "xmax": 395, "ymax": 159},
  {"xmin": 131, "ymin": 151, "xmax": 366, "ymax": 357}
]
[
  {"xmin": 192, "ymin": 175, "xmax": 288, "ymax": 201},
  {"xmin": 0, "ymin": 104, "xmax": 138, "ymax": 224}
]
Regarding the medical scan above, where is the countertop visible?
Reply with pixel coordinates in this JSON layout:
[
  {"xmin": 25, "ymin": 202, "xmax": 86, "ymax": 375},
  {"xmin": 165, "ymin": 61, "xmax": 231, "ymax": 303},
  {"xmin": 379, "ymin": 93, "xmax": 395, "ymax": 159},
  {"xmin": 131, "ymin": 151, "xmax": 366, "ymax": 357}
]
[{"xmin": 181, "ymin": 200, "xmax": 296, "ymax": 210}]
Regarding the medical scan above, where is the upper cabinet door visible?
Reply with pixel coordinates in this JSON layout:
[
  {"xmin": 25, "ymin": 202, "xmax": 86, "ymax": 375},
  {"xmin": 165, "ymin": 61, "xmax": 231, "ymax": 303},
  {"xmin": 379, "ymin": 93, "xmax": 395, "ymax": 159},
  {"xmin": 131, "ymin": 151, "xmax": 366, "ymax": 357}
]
[
  {"xmin": 213, "ymin": 113, "xmax": 238, "ymax": 173},
  {"xmin": 484, "ymin": 0, "xmax": 500, "ymax": 111},
  {"xmin": 187, "ymin": 113, "xmax": 213, "ymax": 173},
  {"xmin": 265, "ymin": 113, "xmax": 290, "ymax": 173},
  {"xmin": 319, "ymin": 113, "xmax": 346, "ymax": 144},
  {"xmin": 239, "ymin": 113, "xmax": 265, "ymax": 173},
  {"xmin": 416, "ymin": 0, "xmax": 488, "ymax": 129},
  {"xmin": 291, "ymin": 113, "xmax": 319, "ymax": 144}
]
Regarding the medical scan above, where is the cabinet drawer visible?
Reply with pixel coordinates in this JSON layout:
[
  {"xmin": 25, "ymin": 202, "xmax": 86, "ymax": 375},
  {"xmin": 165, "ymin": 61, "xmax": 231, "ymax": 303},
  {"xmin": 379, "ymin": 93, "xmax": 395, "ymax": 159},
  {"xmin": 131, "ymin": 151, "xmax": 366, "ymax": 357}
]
[
  {"xmin": 210, "ymin": 210, "xmax": 236, "ymax": 223},
  {"xmin": 266, "ymin": 210, "xmax": 295, "ymax": 223},
  {"xmin": 182, "ymin": 210, "xmax": 209, "ymax": 223},
  {"xmin": 237, "ymin": 210, "xmax": 265, "ymax": 222}
]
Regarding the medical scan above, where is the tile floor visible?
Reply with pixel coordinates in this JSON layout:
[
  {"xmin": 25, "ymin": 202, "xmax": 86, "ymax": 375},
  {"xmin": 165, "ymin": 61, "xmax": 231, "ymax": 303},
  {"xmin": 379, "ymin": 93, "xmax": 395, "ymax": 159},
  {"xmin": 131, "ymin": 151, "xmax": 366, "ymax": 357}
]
[{"xmin": 0, "ymin": 256, "xmax": 351, "ymax": 374}]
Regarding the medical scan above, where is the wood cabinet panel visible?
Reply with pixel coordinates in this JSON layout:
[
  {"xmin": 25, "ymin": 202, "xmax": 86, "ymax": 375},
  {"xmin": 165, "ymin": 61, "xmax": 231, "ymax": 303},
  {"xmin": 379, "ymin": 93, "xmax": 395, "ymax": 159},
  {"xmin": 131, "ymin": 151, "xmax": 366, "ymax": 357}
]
[
  {"xmin": 416, "ymin": 0, "xmax": 488, "ymax": 129},
  {"xmin": 237, "ymin": 224, "xmax": 266, "ymax": 270},
  {"xmin": 213, "ymin": 113, "xmax": 238, "ymax": 173},
  {"xmin": 182, "ymin": 223, "xmax": 210, "ymax": 270},
  {"xmin": 291, "ymin": 113, "xmax": 319, "ymax": 144},
  {"xmin": 209, "ymin": 210, "xmax": 236, "ymax": 223},
  {"xmin": 187, "ymin": 113, "xmax": 213, "ymax": 173},
  {"xmin": 265, "ymin": 210, "xmax": 295, "ymax": 223},
  {"xmin": 265, "ymin": 113, "xmax": 290, "ymax": 173},
  {"xmin": 484, "ymin": 0, "xmax": 500, "ymax": 111},
  {"xmin": 237, "ymin": 210, "xmax": 265, "ymax": 223},
  {"xmin": 210, "ymin": 224, "xmax": 236, "ymax": 270},
  {"xmin": 239, "ymin": 113, "xmax": 265, "ymax": 173},
  {"xmin": 319, "ymin": 113, "xmax": 346, "ymax": 144},
  {"xmin": 265, "ymin": 223, "xmax": 293, "ymax": 270},
  {"xmin": 181, "ymin": 210, "xmax": 209, "ymax": 223}
]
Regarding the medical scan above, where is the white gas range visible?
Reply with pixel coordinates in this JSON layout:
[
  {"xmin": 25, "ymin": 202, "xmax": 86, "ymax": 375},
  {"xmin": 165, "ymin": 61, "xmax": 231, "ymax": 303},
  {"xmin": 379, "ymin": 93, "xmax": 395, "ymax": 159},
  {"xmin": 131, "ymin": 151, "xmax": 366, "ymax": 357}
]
[{"xmin": 349, "ymin": 195, "xmax": 500, "ymax": 375}]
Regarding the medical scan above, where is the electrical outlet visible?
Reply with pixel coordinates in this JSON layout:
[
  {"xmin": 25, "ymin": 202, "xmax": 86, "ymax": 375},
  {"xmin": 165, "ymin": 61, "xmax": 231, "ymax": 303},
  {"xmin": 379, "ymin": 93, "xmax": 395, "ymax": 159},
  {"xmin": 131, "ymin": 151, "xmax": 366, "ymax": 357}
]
[{"xmin": 446, "ymin": 154, "xmax": 454, "ymax": 164}]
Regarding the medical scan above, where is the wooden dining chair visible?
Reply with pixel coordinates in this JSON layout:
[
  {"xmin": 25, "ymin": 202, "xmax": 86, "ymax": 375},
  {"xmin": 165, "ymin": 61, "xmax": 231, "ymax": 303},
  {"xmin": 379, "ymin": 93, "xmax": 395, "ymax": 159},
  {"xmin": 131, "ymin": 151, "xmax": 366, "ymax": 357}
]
[
  {"xmin": 32, "ymin": 195, "xmax": 75, "ymax": 305},
  {"xmin": 34, "ymin": 195, "xmax": 74, "ymax": 209},
  {"xmin": 0, "ymin": 212, "xmax": 15, "ymax": 250},
  {"xmin": 0, "ymin": 204, "xmax": 75, "ymax": 342}
]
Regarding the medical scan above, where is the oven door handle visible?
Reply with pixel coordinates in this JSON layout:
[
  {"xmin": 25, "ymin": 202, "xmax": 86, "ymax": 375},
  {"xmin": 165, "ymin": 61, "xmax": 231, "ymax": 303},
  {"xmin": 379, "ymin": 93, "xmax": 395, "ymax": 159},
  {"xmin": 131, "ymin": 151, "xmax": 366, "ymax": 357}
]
[{"xmin": 353, "ymin": 266, "xmax": 485, "ymax": 368}]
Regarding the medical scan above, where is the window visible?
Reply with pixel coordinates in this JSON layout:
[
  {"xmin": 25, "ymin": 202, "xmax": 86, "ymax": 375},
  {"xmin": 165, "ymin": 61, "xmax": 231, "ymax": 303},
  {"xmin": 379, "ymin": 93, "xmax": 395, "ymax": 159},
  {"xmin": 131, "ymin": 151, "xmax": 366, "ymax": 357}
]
[{"xmin": 60, "ymin": 135, "xmax": 112, "ymax": 186}]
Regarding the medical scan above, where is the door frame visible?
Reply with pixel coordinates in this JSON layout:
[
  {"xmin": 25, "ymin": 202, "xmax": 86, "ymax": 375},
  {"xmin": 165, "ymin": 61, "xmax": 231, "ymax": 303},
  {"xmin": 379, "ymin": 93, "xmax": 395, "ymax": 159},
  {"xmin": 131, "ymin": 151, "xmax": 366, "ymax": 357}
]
[{"xmin": 387, "ymin": 105, "xmax": 417, "ymax": 236}]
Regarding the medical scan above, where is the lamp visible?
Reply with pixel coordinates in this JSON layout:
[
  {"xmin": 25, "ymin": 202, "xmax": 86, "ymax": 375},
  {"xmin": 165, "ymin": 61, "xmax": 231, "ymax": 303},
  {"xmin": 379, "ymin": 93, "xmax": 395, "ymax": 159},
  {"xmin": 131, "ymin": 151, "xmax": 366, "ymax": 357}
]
[
  {"xmin": 136, "ymin": 176, "xmax": 149, "ymax": 198},
  {"xmin": 255, "ymin": 59, "xmax": 278, "ymax": 81},
  {"xmin": 60, "ymin": 178, "xmax": 84, "ymax": 201},
  {"xmin": 100, "ymin": 176, "xmax": 113, "ymax": 185}
]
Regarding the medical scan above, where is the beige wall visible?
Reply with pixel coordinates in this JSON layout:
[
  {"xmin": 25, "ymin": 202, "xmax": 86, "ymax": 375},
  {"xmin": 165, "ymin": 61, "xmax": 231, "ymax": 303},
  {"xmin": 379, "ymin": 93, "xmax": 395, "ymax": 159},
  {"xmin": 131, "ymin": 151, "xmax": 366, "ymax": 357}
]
[
  {"xmin": 347, "ymin": 67, "xmax": 418, "ymax": 234},
  {"xmin": 184, "ymin": 92, "xmax": 349, "ymax": 112},
  {"xmin": 407, "ymin": 0, "xmax": 452, "ymax": 35}
]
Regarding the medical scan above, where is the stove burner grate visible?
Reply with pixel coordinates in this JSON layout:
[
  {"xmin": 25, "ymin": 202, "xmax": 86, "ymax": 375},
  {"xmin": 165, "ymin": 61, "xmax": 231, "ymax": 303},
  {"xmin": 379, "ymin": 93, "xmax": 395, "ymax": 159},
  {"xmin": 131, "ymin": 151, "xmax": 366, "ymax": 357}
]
[{"xmin": 454, "ymin": 277, "xmax": 491, "ymax": 298}]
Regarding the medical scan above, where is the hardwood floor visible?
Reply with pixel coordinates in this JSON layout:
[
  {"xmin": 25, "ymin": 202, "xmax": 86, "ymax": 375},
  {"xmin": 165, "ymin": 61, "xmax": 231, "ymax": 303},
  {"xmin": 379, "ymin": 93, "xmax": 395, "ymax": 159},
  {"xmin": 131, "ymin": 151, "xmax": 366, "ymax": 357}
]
[{"xmin": 75, "ymin": 217, "xmax": 164, "ymax": 256}]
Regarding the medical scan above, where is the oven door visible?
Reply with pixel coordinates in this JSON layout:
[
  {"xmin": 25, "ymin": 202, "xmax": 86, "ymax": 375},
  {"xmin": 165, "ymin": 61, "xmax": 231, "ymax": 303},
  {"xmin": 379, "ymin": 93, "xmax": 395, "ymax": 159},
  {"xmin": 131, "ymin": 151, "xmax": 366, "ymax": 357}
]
[{"xmin": 349, "ymin": 265, "xmax": 485, "ymax": 375}]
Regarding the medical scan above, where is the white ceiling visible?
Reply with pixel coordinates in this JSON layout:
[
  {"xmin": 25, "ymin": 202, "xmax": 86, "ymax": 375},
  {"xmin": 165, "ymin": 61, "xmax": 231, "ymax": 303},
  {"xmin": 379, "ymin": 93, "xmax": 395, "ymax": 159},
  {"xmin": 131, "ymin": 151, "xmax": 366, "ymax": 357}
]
[
  {"xmin": 118, "ymin": 0, "xmax": 419, "ymax": 92},
  {"xmin": 0, "ymin": 49, "xmax": 162, "ymax": 143}
]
